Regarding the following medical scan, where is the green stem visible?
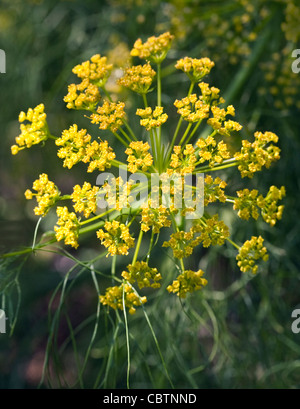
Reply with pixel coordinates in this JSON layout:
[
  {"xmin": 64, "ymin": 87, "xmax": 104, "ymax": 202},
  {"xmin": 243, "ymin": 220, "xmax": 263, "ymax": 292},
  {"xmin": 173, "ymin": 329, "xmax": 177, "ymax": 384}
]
[
  {"xmin": 157, "ymin": 63, "xmax": 162, "ymax": 107},
  {"xmin": 119, "ymin": 126, "xmax": 133, "ymax": 144},
  {"xmin": 79, "ymin": 208, "xmax": 114, "ymax": 226},
  {"xmin": 112, "ymin": 131, "xmax": 129, "ymax": 147},
  {"xmin": 194, "ymin": 161, "xmax": 238, "ymax": 173},
  {"xmin": 132, "ymin": 229, "xmax": 143, "ymax": 266},
  {"xmin": 178, "ymin": 122, "xmax": 193, "ymax": 146},
  {"xmin": 226, "ymin": 237, "xmax": 240, "ymax": 250},
  {"xmin": 167, "ymin": 81, "xmax": 195, "ymax": 160},
  {"xmin": 123, "ymin": 119, "xmax": 138, "ymax": 141}
]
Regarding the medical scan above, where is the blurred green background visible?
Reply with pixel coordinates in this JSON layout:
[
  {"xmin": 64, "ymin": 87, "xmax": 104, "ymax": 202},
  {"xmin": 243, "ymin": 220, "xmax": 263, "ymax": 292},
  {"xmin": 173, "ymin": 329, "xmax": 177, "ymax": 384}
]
[{"xmin": 1, "ymin": 0, "xmax": 300, "ymax": 389}]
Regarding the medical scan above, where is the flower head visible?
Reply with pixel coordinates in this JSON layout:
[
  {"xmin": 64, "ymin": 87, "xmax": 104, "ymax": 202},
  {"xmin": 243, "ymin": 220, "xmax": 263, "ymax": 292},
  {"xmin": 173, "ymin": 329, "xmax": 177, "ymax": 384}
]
[
  {"xmin": 167, "ymin": 269, "xmax": 208, "ymax": 298},
  {"xmin": 117, "ymin": 63, "xmax": 156, "ymax": 94},
  {"xmin": 121, "ymin": 261, "xmax": 162, "ymax": 289},
  {"xmin": 25, "ymin": 173, "xmax": 60, "ymax": 216},
  {"xmin": 89, "ymin": 100, "xmax": 126, "ymax": 132},
  {"xmin": 11, "ymin": 104, "xmax": 48, "ymax": 154},
  {"xmin": 71, "ymin": 182, "xmax": 99, "ymax": 218},
  {"xmin": 236, "ymin": 235, "xmax": 269, "ymax": 274},
  {"xmin": 175, "ymin": 57, "xmax": 215, "ymax": 82},
  {"xmin": 131, "ymin": 32, "xmax": 174, "ymax": 63},
  {"xmin": 64, "ymin": 79, "xmax": 101, "ymax": 111},
  {"xmin": 136, "ymin": 106, "xmax": 168, "ymax": 130},
  {"xmin": 174, "ymin": 94, "xmax": 210, "ymax": 122},
  {"xmin": 54, "ymin": 206, "xmax": 80, "ymax": 249},
  {"xmin": 100, "ymin": 283, "xmax": 147, "ymax": 315},
  {"xmin": 97, "ymin": 220, "xmax": 135, "ymax": 256},
  {"xmin": 235, "ymin": 131, "xmax": 281, "ymax": 178},
  {"xmin": 125, "ymin": 141, "xmax": 153, "ymax": 173},
  {"xmin": 72, "ymin": 54, "xmax": 113, "ymax": 87}
]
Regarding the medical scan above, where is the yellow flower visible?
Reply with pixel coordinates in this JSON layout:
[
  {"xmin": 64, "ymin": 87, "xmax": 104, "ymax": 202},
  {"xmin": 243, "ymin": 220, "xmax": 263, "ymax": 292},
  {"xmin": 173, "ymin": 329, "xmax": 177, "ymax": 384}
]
[
  {"xmin": 130, "ymin": 32, "xmax": 174, "ymax": 63},
  {"xmin": 167, "ymin": 269, "xmax": 208, "ymax": 298},
  {"xmin": 175, "ymin": 57, "xmax": 215, "ymax": 82},
  {"xmin": 25, "ymin": 173, "xmax": 60, "ymax": 216},
  {"xmin": 207, "ymin": 105, "xmax": 242, "ymax": 136},
  {"xmin": 96, "ymin": 220, "xmax": 135, "ymax": 256},
  {"xmin": 168, "ymin": 144, "xmax": 197, "ymax": 174},
  {"xmin": 136, "ymin": 106, "xmax": 168, "ymax": 130},
  {"xmin": 196, "ymin": 136, "xmax": 230, "ymax": 166},
  {"xmin": 89, "ymin": 100, "xmax": 126, "ymax": 132},
  {"xmin": 54, "ymin": 206, "xmax": 80, "ymax": 249},
  {"xmin": 56, "ymin": 124, "xmax": 115, "ymax": 172},
  {"xmin": 12, "ymin": 104, "xmax": 48, "ymax": 153},
  {"xmin": 198, "ymin": 82, "xmax": 225, "ymax": 105},
  {"xmin": 125, "ymin": 141, "xmax": 153, "ymax": 173},
  {"xmin": 99, "ymin": 177, "xmax": 133, "ymax": 211},
  {"xmin": 72, "ymin": 54, "xmax": 113, "ymax": 87},
  {"xmin": 162, "ymin": 227, "xmax": 202, "ymax": 259},
  {"xmin": 64, "ymin": 79, "xmax": 101, "ymax": 111},
  {"xmin": 100, "ymin": 283, "xmax": 147, "ymax": 315},
  {"xmin": 117, "ymin": 63, "xmax": 156, "ymax": 94},
  {"xmin": 121, "ymin": 261, "xmax": 162, "ymax": 289},
  {"xmin": 204, "ymin": 175, "xmax": 227, "ymax": 206},
  {"xmin": 235, "ymin": 131, "xmax": 281, "ymax": 178},
  {"xmin": 140, "ymin": 200, "xmax": 171, "ymax": 233},
  {"xmin": 71, "ymin": 182, "xmax": 99, "ymax": 218},
  {"xmin": 193, "ymin": 214, "xmax": 230, "ymax": 247},
  {"xmin": 236, "ymin": 235, "xmax": 269, "ymax": 274},
  {"xmin": 174, "ymin": 94, "xmax": 210, "ymax": 122}
]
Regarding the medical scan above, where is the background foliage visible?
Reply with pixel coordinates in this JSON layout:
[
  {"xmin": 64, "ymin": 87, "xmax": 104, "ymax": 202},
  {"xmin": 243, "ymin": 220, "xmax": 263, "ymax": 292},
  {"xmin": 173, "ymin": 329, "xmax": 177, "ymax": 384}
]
[{"xmin": 0, "ymin": 0, "xmax": 300, "ymax": 388}]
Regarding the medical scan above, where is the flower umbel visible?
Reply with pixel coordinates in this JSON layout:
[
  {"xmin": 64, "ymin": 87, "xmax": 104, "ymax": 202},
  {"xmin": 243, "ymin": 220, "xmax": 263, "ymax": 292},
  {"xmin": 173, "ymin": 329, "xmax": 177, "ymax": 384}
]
[{"xmin": 11, "ymin": 104, "xmax": 49, "ymax": 154}]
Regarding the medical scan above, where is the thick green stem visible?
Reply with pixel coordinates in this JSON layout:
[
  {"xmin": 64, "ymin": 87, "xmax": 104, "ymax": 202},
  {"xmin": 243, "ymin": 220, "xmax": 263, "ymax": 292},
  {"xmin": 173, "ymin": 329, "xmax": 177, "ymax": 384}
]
[{"xmin": 132, "ymin": 229, "xmax": 144, "ymax": 266}]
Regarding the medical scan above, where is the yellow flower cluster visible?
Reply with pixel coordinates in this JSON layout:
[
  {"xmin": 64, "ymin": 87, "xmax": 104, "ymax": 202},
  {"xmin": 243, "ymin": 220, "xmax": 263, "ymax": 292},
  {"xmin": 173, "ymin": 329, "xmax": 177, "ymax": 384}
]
[
  {"xmin": 56, "ymin": 124, "xmax": 115, "ymax": 172},
  {"xmin": 236, "ymin": 235, "xmax": 269, "ymax": 275},
  {"xmin": 89, "ymin": 100, "xmax": 126, "ymax": 132},
  {"xmin": 121, "ymin": 261, "xmax": 162, "ymax": 289},
  {"xmin": 233, "ymin": 188, "xmax": 261, "ymax": 220},
  {"xmin": 117, "ymin": 63, "xmax": 156, "ymax": 94},
  {"xmin": 54, "ymin": 206, "xmax": 80, "ymax": 249},
  {"xmin": 204, "ymin": 175, "xmax": 227, "ymax": 206},
  {"xmin": 174, "ymin": 94, "xmax": 210, "ymax": 122},
  {"xmin": 11, "ymin": 104, "xmax": 48, "ymax": 154},
  {"xmin": 234, "ymin": 131, "xmax": 281, "ymax": 178},
  {"xmin": 24, "ymin": 173, "xmax": 60, "ymax": 216},
  {"xmin": 100, "ymin": 177, "xmax": 133, "ymax": 211},
  {"xmin": 72, "ymin": 54, "xmax": 113, "ymax": 87},
  {"xmin": 125, "ymin": 141, "xmax": 153, "ymax": 173},
  {"xmin": 167, "ymin": 269, "xmax": 208, "ymax": 298},
  {"xmin": 259, "ymin": 185, "xmax": 285, "ymax": 226},
  {"xmin": 168, "ymin": 144, "xmax": 197, "ymax": 174},
  {"xmin": 140, "ymin": 200, "xmax": 171, "ymax": 233},
  {"xmin": 64, "ymin": 79, "xmax": 101, "ymax": 111},
  {"xmin": 175, "ymin": 57, "xmax": 215, "ymax": 82},
  {"xmin": 196, "ymin": 136, "xmax": 230, "ymax": 166},
  {"xmin": 136, "ymin": 106, "xmax": 168, "ymax": 130},
  {"xmin": 130, "ymin": 32, "xmax": 174, "ymax": 63},
  {"xmin": 193, "ymin": 215, "xmax": 230, "ymax": 247},
  {"xmin": 162, "ymin": 227, "xmax": 201, "ymax": 259},
  {"xmin": 71, "ymin": 182, "xmax": 99, "ymax": 218},
  {"xmin": 234, "ymin": 186, "xmax": 285, "ymax": 226},
  {"xmin": 96, "ymin": 220, "xmax": 135, "ymax": 256},
  {"xmin": 207, "ymin": 105, "xmax": 243, "ymax": 136},
  {"xmin": 99, "ymin": 283, "xmax": 147, "ymax": 315},
  {"xmin": 198, "ymin": 82, "xmax": 224, "ymax": 106}
]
